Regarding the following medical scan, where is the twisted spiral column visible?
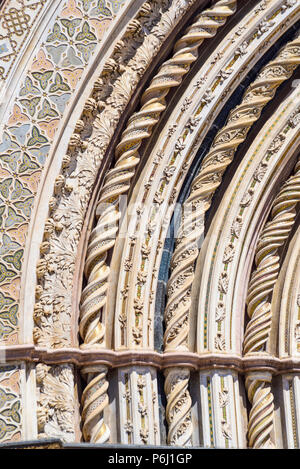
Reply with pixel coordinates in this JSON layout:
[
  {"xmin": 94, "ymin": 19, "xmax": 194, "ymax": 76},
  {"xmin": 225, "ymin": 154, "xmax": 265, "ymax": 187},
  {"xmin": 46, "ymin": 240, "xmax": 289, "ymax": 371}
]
[
  {"xmin": 244, "ymin": 161, "xmax": 300, "ymax": 354},
  {"xmin": 243, "ymin": 162, "xmax": 300, "ymax": 448},
  {"xmin": 164, "ymin": 368, "xmax": 193, "ymax": 446},
  {"xmin": 79, "ymin": 205, "xmax": 119, "ymax": 347},
  {"xmin": 164, "ymin": 35, "xmax": 300, "ymax": 352},
  {"xmin": 79, "ymin": 0, "xmax": 237, "ymax": 348},
  {"xmin": 79, "ymin": 0, "xmax": 237, "ymax": 445},
  {"xmin": 78, "ymin": 0, "xmax": 237, "ymax": 445},
  {"xmin": 81, "ymin": 366, "xmax": 110, "ymax": 443},
  {"xmin": 140, "ymin": 0, "xmax": 237, "ymax": 108},
  {"xmin": 245, "ymin": 373, "xmax": 275, "ymax": 449}
]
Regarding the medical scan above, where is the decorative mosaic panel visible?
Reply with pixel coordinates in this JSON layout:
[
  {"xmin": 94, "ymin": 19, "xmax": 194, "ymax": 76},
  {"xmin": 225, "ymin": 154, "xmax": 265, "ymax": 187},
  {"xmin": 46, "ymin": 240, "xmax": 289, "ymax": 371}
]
[
  {"xmin": 0, "ymin": 0, "xmax": 125, "ymax": 344},
  {"xmin": 0, "ymin": 0, "xmax": 50, "ymax": 81},
  {"xmin": 0, "ymin": 364, "xmax": 22, "ymax": 442}
]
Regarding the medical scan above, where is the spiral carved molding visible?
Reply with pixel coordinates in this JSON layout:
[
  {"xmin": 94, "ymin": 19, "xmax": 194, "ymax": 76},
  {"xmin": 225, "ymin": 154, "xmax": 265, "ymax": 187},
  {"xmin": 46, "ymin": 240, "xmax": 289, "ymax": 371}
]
[
  {"xmin": 77, "ymin": 0, "xmax": 238, "ymax": 446},
  {"xmin": 79, "ymin": 0, "xmax": 237, "ymax": 349},
  {"xmin": 78, "ymin": 0, "xmax": 237, "ymax": 445},
  {"xmin": 81, "ymin": 366, "xmax": 110, "ymax": 443},
  {"xmin": 245, "ymin": 373, "xmax": 275, "ymax": 449},
  {"xmin": 2, "ymin": 0, "xmax": 300, "ymax": 451},
  {"xmin": 162, "ymin": 34, "xmax": 300, "ymax": 448},
  {"xmin": 163, "ymin": 34, "xmax": 300, "ymax": 353},
  {"xmin": 164, "ymin": 368, "xmax": 193, "ymax": 446},
  {"xmin": 244, "ymin": 160, "xmax": 300, "ymax": 355},
  {"xmin": 242, "ymin": 160, "xmax": 300, "ymax": 449}
]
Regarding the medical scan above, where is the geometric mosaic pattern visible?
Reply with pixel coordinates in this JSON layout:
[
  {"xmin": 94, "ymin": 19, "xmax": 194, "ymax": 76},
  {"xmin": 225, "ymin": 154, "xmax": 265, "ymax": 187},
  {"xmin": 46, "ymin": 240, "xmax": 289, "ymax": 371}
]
[
  {"xmin": 0, "ymin": 0, "xmax": 125, "ymax": 344},
  {"xmin": 0, "ymin": 365, "xmax": 22, "ymax": 442},
  {"xmin": 0, "ymin": 0, "xmax": 49, "ymax": 81}
]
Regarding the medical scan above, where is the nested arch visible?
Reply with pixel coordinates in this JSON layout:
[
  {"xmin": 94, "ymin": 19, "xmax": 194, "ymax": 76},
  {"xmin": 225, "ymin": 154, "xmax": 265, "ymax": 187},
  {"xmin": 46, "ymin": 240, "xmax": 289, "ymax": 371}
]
[
  {"xmin": 109, "ymin": 0, "xmax": 300, "ymax": 354},
  {"xmin": 273, "ymin": 220, "xmax": 300, "ymax": 447},
  {"xmin": 191, "ymin": 83, "xmax": 300, "ymax": 447},
  {"xmin": 29, "ymin": 0, "xmax": 218, "ymax": 350},
  {"xmin": 274, "ymin": 222, "xmax": 300, "ymax": 359},
  {"xmin": 29, "ymin": 0, "xmax": 242, "ymax": 444},
  {"xmin": 195, "ymin": 85, "xmax": 300, "ymax": 357},
  {"xmin": 8, "ymin": 0, "xmax": 300, "ymax": 448},
  {"xmin": 99, "ymin": 6, "xmax": 300, "ymax": 448}
]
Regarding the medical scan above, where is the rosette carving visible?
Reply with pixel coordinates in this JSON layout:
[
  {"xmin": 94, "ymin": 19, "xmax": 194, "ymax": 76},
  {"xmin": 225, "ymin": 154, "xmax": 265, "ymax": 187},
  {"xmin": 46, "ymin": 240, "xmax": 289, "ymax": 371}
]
[
  {"xmin": 79, "ymin": 0, "xmax": 237, "ymax": 349},
  {"xmin": 164, "ymin": 35, "xmax": 300, "ymax": 353},
  {"xmin": 164, "ymin": 368, "xmax": 192, "ymax": 446}
]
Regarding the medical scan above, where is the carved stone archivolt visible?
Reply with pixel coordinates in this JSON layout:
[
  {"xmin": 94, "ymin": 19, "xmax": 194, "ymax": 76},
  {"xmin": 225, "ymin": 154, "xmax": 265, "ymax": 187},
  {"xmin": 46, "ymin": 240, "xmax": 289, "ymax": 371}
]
[
  {"xmin": 79, "ymin": 0, "xmax": 237, "ymax": 352},
  {"xmin": 193, "ymin": 88, "xmax": 300, "ymax": 447},
  {"xmin": 164, "ymin": 34, "xmax": 300, "ymax": 359},
  {"xmin": 244, "ymin": 159, "xmax": 300, "ymax": 356},
  {"xmin": 111, "ymin": 0, "xmax": 300, "ymax": 357},
  {"xmin": 2, "ymin": 0, "xmax": 300, "ymax": 450},
  {"xmin": 162, "ymin": 36, "xmax": 300, "ymax": 446},
  {"xmin": 195, "ymin": 91, "xmax": 300, "ymax": 357},
  {"xmin": 78, "ymin": 0, "xmax": 238, "ymax": 445},
  {"xmin": 33, "ymin": 0, "xmax": 201, "ymax": 350},
  {"xmin": 275, "ymin": 211, "xmax": 300, "ymax": 359},
  {"xmin": 30, "ymin": 0, "xmax": 300, "ymax": 356},
  {"xmin": 79, "ymin": 3, "xmax": 300, "ymax": 448},
  {"xmin": 257, "ymin": 208, "xmax": 300, "ymax": 447},
  {"xmin": 243, "ymin": 151, "xmax": 300, "ymax": 448}
]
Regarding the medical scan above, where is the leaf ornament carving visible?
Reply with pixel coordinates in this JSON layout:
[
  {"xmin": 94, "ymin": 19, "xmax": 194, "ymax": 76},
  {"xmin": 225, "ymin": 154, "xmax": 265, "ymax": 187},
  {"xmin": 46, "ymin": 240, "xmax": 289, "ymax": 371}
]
[
  {"xmin": 164, "ymin": 368, "xmax": 192, "ymax": 446},
  {"xmin": 163, "ymin": 34, "xmax": 300, "ymax": 357},
  {"xmin": 36, "ymin": 364, "xmax": 75, "ymax": 442},
  {"xmin": 78, "ymin": 1, "xmax": 237, "ymax": 447},
  {"xmin": 79, "ymin": 0, "xmax": 238, "ymax": 351}
]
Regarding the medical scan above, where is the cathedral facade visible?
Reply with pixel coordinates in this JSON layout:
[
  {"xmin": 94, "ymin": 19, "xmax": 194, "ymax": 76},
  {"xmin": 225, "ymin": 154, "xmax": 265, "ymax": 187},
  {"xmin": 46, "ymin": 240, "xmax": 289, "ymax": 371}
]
[{"xmin": 0, "ymin": 0, "xmax": 299, "ymax": 449}]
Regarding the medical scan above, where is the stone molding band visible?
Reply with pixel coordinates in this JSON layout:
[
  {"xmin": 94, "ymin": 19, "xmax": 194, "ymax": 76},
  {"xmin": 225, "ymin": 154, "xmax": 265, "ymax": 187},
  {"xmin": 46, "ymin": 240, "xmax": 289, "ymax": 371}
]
[{"xmin": 5, "ymin": 345, "xmax": 300, "ymax": 374}]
